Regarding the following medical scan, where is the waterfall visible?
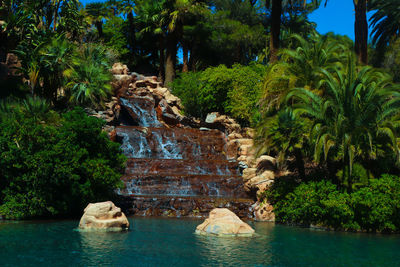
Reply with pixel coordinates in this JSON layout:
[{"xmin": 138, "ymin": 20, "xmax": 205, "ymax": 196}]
[{"xmin": 117, "ymin": 93, "xmax": 249, "ymax": 216}]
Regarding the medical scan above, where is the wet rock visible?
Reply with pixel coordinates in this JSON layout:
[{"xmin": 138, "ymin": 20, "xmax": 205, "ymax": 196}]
[
  {"xmin": 79, "ymin": 201, "xmax": 129, "ymax": 231},
  {"xmin": 195, "ymin": 208, "xmax": 255, "ymax": 236},
  {"xmin": 205, "ymin": 112, "xmax": 220, "ymax": 123}
]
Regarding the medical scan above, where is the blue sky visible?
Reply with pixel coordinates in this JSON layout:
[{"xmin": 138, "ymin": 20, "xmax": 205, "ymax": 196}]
[{"xmin": 81, "ymin": 0, "xmax": 372, "ymax": 41}]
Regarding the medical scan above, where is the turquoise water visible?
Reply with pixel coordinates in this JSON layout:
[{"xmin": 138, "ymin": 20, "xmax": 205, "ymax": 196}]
[{"xmin": 1, "ymin": 217, "xmax": 400, "ymax": 266}]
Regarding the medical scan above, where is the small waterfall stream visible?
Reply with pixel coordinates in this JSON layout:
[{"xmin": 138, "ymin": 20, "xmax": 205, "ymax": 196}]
[{"xmin": 116, "ymin": 93, "xmax": 251, "ymax": 217}]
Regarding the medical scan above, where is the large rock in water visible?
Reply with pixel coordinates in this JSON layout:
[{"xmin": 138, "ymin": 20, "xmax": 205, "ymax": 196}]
[
  {"xmin": 195, "ymin": 208, "xmax": 255, "ymax": 236},
  {"xmin": 79, "ymin": 201, "xmax": 129, "ymax": 231}
]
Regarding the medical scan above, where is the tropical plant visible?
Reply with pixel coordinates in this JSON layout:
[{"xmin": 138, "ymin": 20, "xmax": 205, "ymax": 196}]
[
  {"xmin": 265, "ymin": 0, "xmax": 320, "ymax": 62},
  {"xmin": 0, "ymin": 107, "xmax": 126, "ymax": 219},
  {"xmin": 255, "ymin": 108, "xmax": 309, "ymax": 178},
  {"xmin": 85, "ymin": 1, "xmax": 110, "ymax": 39},
  {"xmin": 65, "ymin": 44, "xmax": 113, "ymax": 108},
  {"xmin": 287, "ymin": 54, "xmax": 400, "ymax": 191},
  {"xmin": 322, "ymin": 0, "xmax": 368, "ymax": 64},
  {"xmin": 261, "ymin": 33, "xmax": 344, "ymax": 111},
  {"xmin": 369, "ymin": 0, "xmax": 400, "ymax": 49}
]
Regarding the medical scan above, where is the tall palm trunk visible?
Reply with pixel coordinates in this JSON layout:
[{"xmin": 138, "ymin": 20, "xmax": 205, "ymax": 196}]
[
  {"xmin": 269, "ymin": 0, "xmax": 282, "ymax": 63},
  {"xmin": 354, "ymin": 0, "xmax": 368, "ymax": 64},
  {"xmin": 127, "ymin": 11, "xmax": 135, "ymax": 50},
  {"xmin": 159, "ymin": 36, "xmax": 165, "ymax": 83},
  {"xmin": 165, "ymin": 33, "xmax": 177, "ymax": 86},
  {"xmin": 182, "ymin": 44, "xmax": 189, "ymax": 73},
  {"xmin": 294, "ymin": 148, "xmax": 305, "ymax": 180},
  {"xmin": 95, "ymin": 21, "xmax": 103, "ymax": 39}
]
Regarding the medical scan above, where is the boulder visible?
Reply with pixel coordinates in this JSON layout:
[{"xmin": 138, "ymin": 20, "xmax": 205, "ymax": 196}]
[
  {"xmin": 256, "ymin": 155, "xmax": 277, "ymax": 172},
  {"xmin": 79, "ymin": 201, "xmax": 130, "ymax": 231},
  {"xmin": 195, "ymin": 208, "xmax": 255, "ymax": 236},
  {"xmin": 112, "ymin": 62, "xmax": 129, "ymax": 75},
  {"xmin": 205, "ymin": 112, "xmax": 241, "ymax": 134},
  {"xmin": 242, "ymin": 168, "xmax": 257, "ymax": 181},
  {"xmin": 253, "ymin": 202, "xmax": 275, "ymax": 222}
]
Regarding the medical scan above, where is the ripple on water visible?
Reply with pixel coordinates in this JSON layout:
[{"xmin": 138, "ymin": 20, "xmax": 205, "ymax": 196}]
[{"xmin": 1, "ymin": 218, "xmax": 400, "ymax": 267}]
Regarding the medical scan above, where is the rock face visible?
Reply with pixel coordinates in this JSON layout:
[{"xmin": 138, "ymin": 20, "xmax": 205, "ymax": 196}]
[
  {"xmin": 107, "ymin": 67, "xmax": 254, "ymax": 219},
  {"xmin": 79, "ymin": 201, "xmax": 130, "ymax": 231},
  {"xmin": 195, "ymin": 208, "xmax": 255, "ymax": 236},
  {"xmin": 93, "ymin": 64, "xmax": 278, "ymax": 220},
  {"xmin": 253, "ymin": 202, "xmax": 275, "ymax": 222}
]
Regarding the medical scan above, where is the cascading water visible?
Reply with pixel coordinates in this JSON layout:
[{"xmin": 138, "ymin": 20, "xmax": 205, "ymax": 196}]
[{"xmin": 116, "ymin": 89, "xmax": 251, "ymax": 218}]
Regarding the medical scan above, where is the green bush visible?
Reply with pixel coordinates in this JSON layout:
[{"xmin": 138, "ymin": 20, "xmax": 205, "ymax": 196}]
[
  {"xmin": 0, "ymin": 107, "xmax": 126, "ymax": 219},
  {"xmin": 267, "ymin": 175, "xmax": 400, "ymax": 232},
  {"xmin": 275, "ymin": 181, "xmax": 354, "ymax": 230},
  {"xmin": 352, "ymin": 175, "xmax": 400, "ymax": 232},
  {"xmin": 171, "ymin": 63, "xmax": 266, "ymax": 125}
]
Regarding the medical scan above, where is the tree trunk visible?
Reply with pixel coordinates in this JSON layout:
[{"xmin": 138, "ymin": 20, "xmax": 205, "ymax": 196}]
[
  {"xmin": 159, "ymin": 36, "xmax": 165, "ymax": 84},
  {"xmin": 189, "ymin": 45, "xmax": 196, "ymax": 72},
  {"xmin": 95, "ymin": 21, "xmax": 104, "ymax": 39},
  {"xmin": 127, "ymin": 11, "xmax": 135, "ymax": 50},
  {"xmin": 164, "ymin": 33, "xmax": 177, "ymax": 86},
  {"xmin": 269, "ymin": 0, "xmax": 282, "ymax": 63},
  {"xmin": 294, "ymin": 149, "xmax": 306, "ymax": 180},
  {"xmin": 354, "ymin": 0, "xmax": 368, "ymax": 64},
  {"xmin": 182, "ymin": 45, "xmax": 189, "ymax": 73},
  {"xmin": 53, "ymin": 1, "xmax": 61, "ymax": 31}
]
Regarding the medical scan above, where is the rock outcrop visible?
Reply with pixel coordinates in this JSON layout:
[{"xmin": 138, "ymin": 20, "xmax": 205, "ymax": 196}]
[
  {"xmin": 253, "ymin": 202, "xmax": 275, "ymax": 222},
  {"xmin": 79, "ymin": 201, "xmax": 130, "ymax": 231},
  {"xmin": 195, "ymin": 208, "xmax": 255, "ymax": 236}
]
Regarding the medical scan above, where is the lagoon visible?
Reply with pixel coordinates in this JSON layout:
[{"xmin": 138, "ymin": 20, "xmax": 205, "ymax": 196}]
[{"xmin": 1, "ymin": 217, "xmax": 400, "ymax": 266}]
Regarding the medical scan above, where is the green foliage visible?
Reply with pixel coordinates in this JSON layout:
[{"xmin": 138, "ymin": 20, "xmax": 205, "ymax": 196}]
[
  {"xmin": 171, "ymin": 63, "xmax": 266, "ymax": 125},
  {"xmin": 274, "ymin": 180, "xmax": 355, "ymax": 230},
  {"xmin": 369, "ymin": 0, "xmax": 400, "ymax": 48},
  {"xmin": 15, "ymin": 34, "xmax": 114, "ymax": 108},
  {"xmin": 260, "ymin": 33, "xmax": 345, "ymax": 111},
  {"xmin": 255, "ymin": 109, "xmax": 309, "ymax": 172},
  {"xmin": 103, "ymin": 16, "xmax": 130, "ymax": 60},
  {"xmin": 66, "ymin": 44, "xmax": 113, "ymax": 108},
  {"xmin": 266, "ymin": 175, "xmax": 400, "ymax": 232},
  {"xmin": 287, "ymin": 55, "xmax": 400, "ymax": 190},
  {"xmin": 382, "ymin": 38, "xmax": 400, "ymax": 83},
  {"xmin": 351, "ymin": 175, "xmax": 400, "ymax": 232},
  {"xmin": 0, "ymin": 107, "xmax": 126, "ymax": 219}
]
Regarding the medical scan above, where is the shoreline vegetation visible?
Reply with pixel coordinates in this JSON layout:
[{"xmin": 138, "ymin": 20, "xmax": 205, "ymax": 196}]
[{"xmin": 1, "ymin": 0, "xmax": 400, "ymax": 234}]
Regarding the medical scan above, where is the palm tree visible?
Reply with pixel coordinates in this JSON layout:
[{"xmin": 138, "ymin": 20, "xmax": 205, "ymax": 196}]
[
  {"xmin": 265, "ymin": 0, "xmax": 320, "ymax": 63},
  {"xmin": 322, "ymin": 0, "xmax": 368, "ymax": 64},
  {"xmin": 255, "ymin": 108, "xmax": 309, "ymax": 179},
  {"xmin": 287, "ymin": 54, "xmax": 400, "ymax": 191},
  {"xmin": 354, "ymin": 0, "xmax": 368, "ymax": 64},
  {"xmin": 65, "ymin": 44, "xmax": 113, "ymax": 108},
  {"xmin": 118, "ymin": 0, "xmax": 136, "ymax": 53},
  {"xmin": 85, "ymin": 2, "xmax": 109, "ymax": 39},
  {"xmin": 135, "ymin": 0, "xmax": 168, "ymax": 82},
  {"xmin": 261, "ymin": 33, "xmax": 344, "ymax": 111},
  {"xmin": 369, "ymin": 0, "xmax": 400, "ymax": 48}
]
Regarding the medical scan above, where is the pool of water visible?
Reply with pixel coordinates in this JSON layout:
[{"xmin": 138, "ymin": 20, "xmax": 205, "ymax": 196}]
[{"xmin": 1, "ymin": 217, "xmax": 400, "ymax": 266}]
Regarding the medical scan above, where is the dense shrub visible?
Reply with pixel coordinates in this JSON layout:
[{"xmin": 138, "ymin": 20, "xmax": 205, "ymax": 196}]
[
  {"xmin": 267, "ymin": 175, "xmax": 400, "ymax": 232},
  {"xmin": 0, "ymin": 107, "xmax": 126, "ymax": 219},
  {"xmin": 274, "ymin": 180, "xmax": 354, "ymax": 230},
  {"xmin": 171, "ymin": 63, "xmax": 266, "ymax": 125},
  {"xmin": 352, "ymin": 175, "xmax": 400, "ymax": 232}
]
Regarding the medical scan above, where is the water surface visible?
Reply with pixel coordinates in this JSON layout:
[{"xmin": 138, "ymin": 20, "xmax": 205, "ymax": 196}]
[{"xmin": 1, "ymin": 217, "xmax": 400, "ymax": 266}]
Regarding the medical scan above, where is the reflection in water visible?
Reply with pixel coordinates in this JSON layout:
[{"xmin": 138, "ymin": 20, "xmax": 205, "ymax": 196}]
[
  {"xmin": 78, "ymin": 230, "xmax": 129, "ymax": 266},
  {"xmin": 1, "ymin": 218, "xmax": 400, "ymax": 267},
  {"xmin": 194, "ymin": 222, "xmax": 275, "ymax": 266}
]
